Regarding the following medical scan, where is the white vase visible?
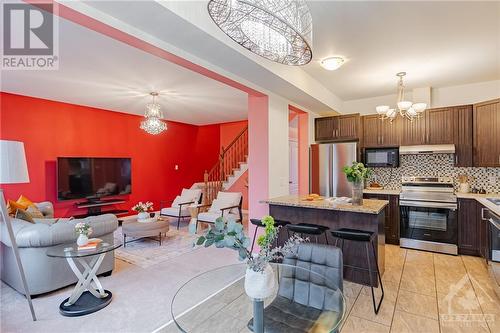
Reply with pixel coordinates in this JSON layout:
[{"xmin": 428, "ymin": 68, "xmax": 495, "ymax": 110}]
[
  {"xmin": 77, "ymin": 234, "xmax": 89, "ymax": 246},
  {"xmin": 138, "ymin": 212, "xmax": 149, "ymax": 220},
  {"xmin": 244, "ymin": 264, "xmax": 275, "ymax": 300}
]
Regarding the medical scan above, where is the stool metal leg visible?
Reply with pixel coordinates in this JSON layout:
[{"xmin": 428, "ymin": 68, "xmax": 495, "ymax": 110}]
[
  {"xmin": 366, "ymin": 241, "xmax": 384, "ymax": 314},
  {"xmin": 324, "ymin": 233, "xmax": 329, "ymax": 245},
  {"xmin": 250, "ymin": 225, "xmax": 259, "ymax": 253}
]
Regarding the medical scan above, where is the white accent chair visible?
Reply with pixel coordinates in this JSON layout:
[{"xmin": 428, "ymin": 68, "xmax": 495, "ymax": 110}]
[
  {"xmin": 160, "ymin": 188, "xmax": 203, "ymax": 229},
  {"xmin": 196, "ymin": 192, "xmax": 243, "ymax": 232}
]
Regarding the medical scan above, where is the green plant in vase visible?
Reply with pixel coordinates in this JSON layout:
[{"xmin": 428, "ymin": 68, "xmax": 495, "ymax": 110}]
[
  {"xmin": 342, "ymin": 162, "xmax": 372, "ymax": 205},
  {"xmin": 194, "ymin": 215, "xmax": 305, "ymax": 299}
]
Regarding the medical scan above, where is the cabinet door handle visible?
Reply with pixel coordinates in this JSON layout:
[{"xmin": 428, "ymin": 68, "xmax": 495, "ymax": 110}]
[
  {"xmin": 455, "ymin": 155, "xmax": 458, "ymax": 165},
  {"xmin": 481, "ymin": 208, "xmax": 489, "ymax": 221}
]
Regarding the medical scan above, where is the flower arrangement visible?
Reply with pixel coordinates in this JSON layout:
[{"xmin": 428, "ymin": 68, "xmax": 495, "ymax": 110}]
[
  {"xmin": 342, "ymin": 162, "xmax": 372, "ymax": 183},
  {"xmin": 75, "ymin": 222, "xmax": 92, "ymax": 236},
  {"xmin": 131, "ymin": 201, "xmax": 153, "ymax": 213},
  {"xmin": 195, "ymin": 215, "xmax": 306, "ymax": 272}
]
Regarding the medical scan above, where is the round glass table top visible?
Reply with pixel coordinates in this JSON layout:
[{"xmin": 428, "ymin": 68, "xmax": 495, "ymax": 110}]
[
  {"xmin": 46, "ymin": 241, "xmax": 121, "ymax": 258},
  {"xmin": 171, "ymin": 263, "xmax": 346, "ymax": 333}
]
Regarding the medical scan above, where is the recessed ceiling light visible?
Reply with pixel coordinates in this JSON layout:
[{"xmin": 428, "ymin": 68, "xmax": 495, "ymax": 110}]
[{"xmin": 320, "ymin": 56, "xmax": 345, "ymax": 71}]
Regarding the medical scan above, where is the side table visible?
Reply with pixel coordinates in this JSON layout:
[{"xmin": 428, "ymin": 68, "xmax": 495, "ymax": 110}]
[{"xmin": 46, "ymin": 242, "xmax": 121, "ymax": 316}]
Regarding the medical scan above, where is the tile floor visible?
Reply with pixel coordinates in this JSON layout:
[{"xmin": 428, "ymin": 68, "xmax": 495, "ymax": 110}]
[
  {"xmin": 163, "ymin": 245, "xmax": 500, "ymax": 333},
  {"xmin": 341, "ymin": 245, "xmax": 500, "ymax": 333}
]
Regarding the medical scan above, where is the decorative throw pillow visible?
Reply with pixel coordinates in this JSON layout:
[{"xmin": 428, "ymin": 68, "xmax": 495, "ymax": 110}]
[
  {"xmin": 26, "ymin": 205, "xmax": 44, "ymax": 218},
  {"xmin": 17, "ymin": 195, "xmax": 35, "ymax": 208},
  {"xmin": 15, "ymin": 209, "xmax": 35, "ymax": 223},
  {"xmin": 7, "ymin": 200, "xmax": 27, "ymax": 216}
]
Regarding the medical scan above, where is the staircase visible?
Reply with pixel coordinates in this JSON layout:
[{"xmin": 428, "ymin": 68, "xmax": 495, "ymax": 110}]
[{"xmin": 203, "ymin": 126, "xmax": 248, "ymax": 205}]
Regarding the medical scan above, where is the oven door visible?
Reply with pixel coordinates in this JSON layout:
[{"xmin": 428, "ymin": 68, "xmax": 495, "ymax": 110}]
[{"xmin": 400, "ymin": 200, "xmax": 458, "ymax": 244}]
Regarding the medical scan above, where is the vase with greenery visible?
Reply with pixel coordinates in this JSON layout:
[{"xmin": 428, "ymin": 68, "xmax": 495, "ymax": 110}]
[
  {"xmin": 194, "ymin": 215, "xmax": 305, "ymax": 299},
  {"xmin": 75, "ymin": 222, "xmax": 93, "ymax": 246},
  {"xmin": 342, "ymin": 162, "xmax": 372, "ymax": 205}
]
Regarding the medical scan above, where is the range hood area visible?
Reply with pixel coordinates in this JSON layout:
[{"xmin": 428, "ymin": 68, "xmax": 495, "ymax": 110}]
[{"xmin": 399, "ymin": 144, "xmax": 456, "ymax": 155}]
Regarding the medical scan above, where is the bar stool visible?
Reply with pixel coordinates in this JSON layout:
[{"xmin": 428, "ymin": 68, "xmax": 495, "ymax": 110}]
[
  {"xmin": 331, "ymin": 228, "xmax": 384, "ymax": 314},
  {"xmin": 286, "ymin": 223, "xmax": 329, "ymax": 244},
  {"xmin": 249, "ymin": 219, "xmax": 290, "ymax": 252}
]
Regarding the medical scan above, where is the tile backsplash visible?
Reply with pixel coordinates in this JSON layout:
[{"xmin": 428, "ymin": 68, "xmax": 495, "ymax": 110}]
[{"xmin": 367, "ymin": 154, "xmax": 500, "ymax": 193}]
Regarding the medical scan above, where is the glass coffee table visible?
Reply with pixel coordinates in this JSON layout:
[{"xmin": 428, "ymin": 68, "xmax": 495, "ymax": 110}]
[
  {"xmin": 46, "ymin": 241, "xmax": 121, "ymax": 316},
  {"xmin": 171, "ymin": 263, "xmax": 346, "ymax": 333}
]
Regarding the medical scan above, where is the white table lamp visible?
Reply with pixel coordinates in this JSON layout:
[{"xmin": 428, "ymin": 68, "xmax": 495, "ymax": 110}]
[{"xmin": 0, "ymin": 140, "xmax": 36, "ymax": 320}]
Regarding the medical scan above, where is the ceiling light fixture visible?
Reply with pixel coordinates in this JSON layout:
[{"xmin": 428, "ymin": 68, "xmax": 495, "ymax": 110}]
[
  {"xmin": 376, "ymin": 72, "xmax": 427, "ymax": 122},
  {"xmin": 207, "ymin": 0, "xmax": 313, "ymax": 66},
  {"xmin": 320, "ymin": 56, "xmax": 345, "ymax": 70},
  {"xmin": 140, "ymin": 92, "xmax": 167, "ymax": 135}
]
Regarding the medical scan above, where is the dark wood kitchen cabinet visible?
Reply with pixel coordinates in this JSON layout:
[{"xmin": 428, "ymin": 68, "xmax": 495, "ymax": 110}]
[
  {"xmin": 473, "ymin": 99, "xmax": 500, "ymax": 167},
  {"xmin": 400, "ymin": 116, "xmax": 426, "ymax": 146},
  {"xmin": 458, "ymin": 198, "xmax": 479, "ymax": 256},
  {"xmin": 363, "ymin": 193, "xmax": 400, "ymax": 245},
  {"xmin": 362, "ymin": 115, "xmax": 401, "ymax": 148},
  {"xmin": 426, "ymin": 107, "xmax": 456, "ymax": 144},
  {"xmin": 315, "ymin": 114, "xmax": 361, "ymax": 142},
  {"xmin": 454, "ymin": 105, "xmax": 473, "ymax": 167}
]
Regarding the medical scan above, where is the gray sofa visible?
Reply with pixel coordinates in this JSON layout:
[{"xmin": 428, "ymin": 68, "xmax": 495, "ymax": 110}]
[{"xmin": 1, "ymin": 202, "xmax": 118, "ymax": 296}]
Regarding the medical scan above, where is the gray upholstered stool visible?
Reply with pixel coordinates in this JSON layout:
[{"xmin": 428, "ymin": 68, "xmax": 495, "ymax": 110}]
[
  {"xmin": 122, "ymin": 219, "xmax": 170, "ymax": 247},
  {"xmin": 331, "ymin": 228, "xmax": 384, "ymax": 314}
]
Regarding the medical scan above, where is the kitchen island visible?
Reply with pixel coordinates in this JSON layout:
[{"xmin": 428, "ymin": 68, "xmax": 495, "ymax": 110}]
[{"xmin": 264, "ymin": 195, "xmax": 389, "ymax": 287}]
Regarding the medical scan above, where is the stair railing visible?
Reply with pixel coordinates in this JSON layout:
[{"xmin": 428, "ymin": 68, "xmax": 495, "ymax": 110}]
[{"xmin": 203, "ymin": 126, "xmax": 248, "ymax": 205}]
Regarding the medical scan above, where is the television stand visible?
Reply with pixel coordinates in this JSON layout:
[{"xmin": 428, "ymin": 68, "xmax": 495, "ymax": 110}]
[{"xmin": 74, "ymin": 199, "xmax": 127, "ymax": 219}]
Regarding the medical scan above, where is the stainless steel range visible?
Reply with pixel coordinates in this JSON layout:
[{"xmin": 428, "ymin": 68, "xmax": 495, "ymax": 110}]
[{"xmin": 399, "ymin": 176, "xmax": 458, "ymax": 255}]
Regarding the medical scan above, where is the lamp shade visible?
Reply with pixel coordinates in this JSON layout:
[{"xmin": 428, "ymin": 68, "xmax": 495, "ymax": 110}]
[{"xmin": 0, "ymin": 140, "xmax": 30, "ymax": 184}]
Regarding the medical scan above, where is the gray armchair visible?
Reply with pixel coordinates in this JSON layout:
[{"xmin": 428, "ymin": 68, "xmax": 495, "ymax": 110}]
[{"xmin": 248, "ymin": 243, "xmax": 344, "ymax": 333}]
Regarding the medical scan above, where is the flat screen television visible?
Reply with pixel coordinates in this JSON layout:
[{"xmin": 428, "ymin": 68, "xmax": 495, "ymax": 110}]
[{"xmin": 57, "ymin": 157, "xmax": 131, "ymax": 201}]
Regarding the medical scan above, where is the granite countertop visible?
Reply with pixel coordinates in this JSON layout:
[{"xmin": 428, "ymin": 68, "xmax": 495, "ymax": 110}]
[
  {"xmin": 363, "ymin": 188, "xmax": 401, "ymax": 195},
  {"xmin": 263, "ymin": 195, "xmax": 388, "ymax": 215}
]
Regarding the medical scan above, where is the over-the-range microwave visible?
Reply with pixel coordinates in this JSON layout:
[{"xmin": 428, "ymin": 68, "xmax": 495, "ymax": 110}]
[{"xmin": 364, "ymin": 147, "xmax": 399, "ymax": 167}]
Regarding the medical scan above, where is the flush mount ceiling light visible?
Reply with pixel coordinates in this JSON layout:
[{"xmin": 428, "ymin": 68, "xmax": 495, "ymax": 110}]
[
  {"xmin": 376, "ymin": 72, "xmax": 427, "ymax": 122},
  {"xmin": 140, "ymin": 92, "xmax": 167, "ymax": 135},
  {"xmin": 320, "ymin": 56, "xmax": 345, "ymax": 71},
  {"xmin": 207, "ymin": 0, "xmax": 313, "ymax": 66}
]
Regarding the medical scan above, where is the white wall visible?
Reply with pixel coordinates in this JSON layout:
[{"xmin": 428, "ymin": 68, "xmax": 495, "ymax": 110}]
[
  {"xmin": 342, "ymin": 80, "xmax": 500, "ymax": 115},
  {"xmin": 267, "ymin": 94, "xmax": 291, "ymax": 198}
]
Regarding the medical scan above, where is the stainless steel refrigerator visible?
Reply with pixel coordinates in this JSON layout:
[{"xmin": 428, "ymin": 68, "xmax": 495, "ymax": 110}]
[{"xmin": 310, "ymin": 142, "xmax": 357, "ymax": 197}]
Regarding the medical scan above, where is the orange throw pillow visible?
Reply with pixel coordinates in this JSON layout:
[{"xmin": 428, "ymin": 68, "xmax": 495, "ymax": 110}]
[
  {"xmin": 7, "ymin": 200, "xmax": 27, "ymax": 216},
  {"xmin": 17, "ymin": 195, "xmax": 35, "ymax": 208}
]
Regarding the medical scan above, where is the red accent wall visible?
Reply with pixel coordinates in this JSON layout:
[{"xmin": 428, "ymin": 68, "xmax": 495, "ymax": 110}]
[
  {"xmin": 220, "ymin": 120, "xmax": 248, "ymax": 149},
  {"xmin": 0, "ymin": 92, "xmax": 220, "ymax": 217}
]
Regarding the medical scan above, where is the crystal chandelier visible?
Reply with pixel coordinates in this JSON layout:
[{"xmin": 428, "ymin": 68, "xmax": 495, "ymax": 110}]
[
  {"xmin": 376, "ymin": 72, "xmax": 427, "ymax": 122},
  {"xmin": 207, "ymin": 0, "xmax": 313, "ymax": 66},
  {"xmin": 140, "ymin": 92, "xmax": 167, "ymax": 135}
]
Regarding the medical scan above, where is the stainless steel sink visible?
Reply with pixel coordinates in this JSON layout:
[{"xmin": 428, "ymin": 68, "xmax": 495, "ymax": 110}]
[{"xmin": 487, "ymin": 198, "xmax": 500, "ymax": 206}]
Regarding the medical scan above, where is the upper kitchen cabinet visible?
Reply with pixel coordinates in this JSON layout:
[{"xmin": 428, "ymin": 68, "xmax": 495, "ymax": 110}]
[
  {"xmin": 315, "ymin": 117, "xmax": 335, "ymax": 141},
  {"xmin": 474, "ymin": 99, "xmax": 500, "ymax": 167},
  {"xmin": 362, "ymin": 115, "xmax": 401, "ymax": 147},
  {"xmin": 426, "ymin": 107, "xmax": 456, "ymax": 144},
  {"xmin": 400, "ymin": 115, "xmax": 426, "ymax": 146},
  {"xmin": 454, "ymin": 105, "xmax": 473, "ymax": 167},
  {"xmin": 315, "ymin": 114, "xmax": 361, "ymax": 142}
]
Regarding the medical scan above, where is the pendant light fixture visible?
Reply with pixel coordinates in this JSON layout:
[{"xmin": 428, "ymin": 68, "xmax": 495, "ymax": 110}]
[
  {"xmin": 140, "ymin": 92, "xmax": 167, "ymax": 135},
  {"xmin": 376, "ymin": 72, "xmax": 427, "ymax": 122},
  {"xmin": 207, "ymin": 0, "xmax": 313, "ymax": 66}
]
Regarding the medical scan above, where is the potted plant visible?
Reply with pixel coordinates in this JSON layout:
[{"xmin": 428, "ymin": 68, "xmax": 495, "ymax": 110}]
[
  {"xmin": 342, "ymin": 162, "xmax": 372, "ymax": 206},
  {"xmin": 75, "ymin": 222, "xmax": 93, "ymax": 246},
  {"xmin": 131, "ymin": 201, "xmax": 153, "ymax": 220},
  {"xmin": 195, "ymin": 216, "xmax": 305, "ymax": 299}
]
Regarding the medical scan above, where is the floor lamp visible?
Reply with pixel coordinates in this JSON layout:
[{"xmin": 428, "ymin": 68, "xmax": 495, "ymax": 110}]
[{"xmin": 0, "ymin": 140, "xmax": 37, "ymax": 321}]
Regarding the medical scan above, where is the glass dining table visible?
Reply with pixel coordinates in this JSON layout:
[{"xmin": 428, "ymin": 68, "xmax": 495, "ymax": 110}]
[{"xmin": 170, "ymin": 263, "xmax": 346, "ymax": 333}]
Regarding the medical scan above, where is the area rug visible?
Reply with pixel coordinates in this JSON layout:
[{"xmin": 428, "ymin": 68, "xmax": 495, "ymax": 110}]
[{"xmin": 114, "ymin": 226, "xmax": 200, "ymax": 268}]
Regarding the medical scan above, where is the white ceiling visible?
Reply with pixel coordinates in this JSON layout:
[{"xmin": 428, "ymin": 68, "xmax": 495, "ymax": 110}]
[
  {"xmin": 305, "ymin": 1, "xmax": 500, "ymax": 100},
  {"xmin": 1, "ymin": 13, "xmax": 248, "ymax": 125}
]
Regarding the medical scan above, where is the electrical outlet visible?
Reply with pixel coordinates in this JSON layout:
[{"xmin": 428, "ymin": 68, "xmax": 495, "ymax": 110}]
[
  {"xmin": 174, "ymin": 164, "xmax": 179, "ymax": 171},
  {"xmin": 488, "ymin": 176, "xmax": 497, "ymax": 185}
]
